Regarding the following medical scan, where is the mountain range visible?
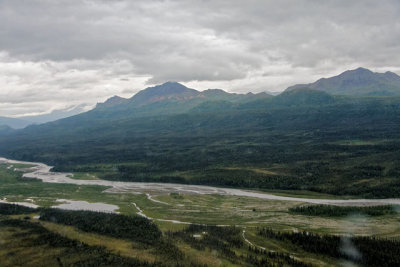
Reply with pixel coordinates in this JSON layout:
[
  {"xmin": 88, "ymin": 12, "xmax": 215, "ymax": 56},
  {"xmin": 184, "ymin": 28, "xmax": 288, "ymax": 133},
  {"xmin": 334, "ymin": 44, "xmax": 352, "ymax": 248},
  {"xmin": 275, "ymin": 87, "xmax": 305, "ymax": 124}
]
[
  {"xmin": 0, "ymin": 105, "xmax": 88, "ymax": 129},
  {"xmin": 0, "ymin": 116, "xmax": 32, "ymax": 129},
  {"xmin": 1, "ymin": 67, "xmax": 400, "ymax": 197},
  {"xmin": 1, "ymin": 67, "xmax": 400, "ymax": 130},
  {"xmin": 286, "ymin": 67, "xmax": 400, "ymax": 96},
  {"xmin": 93, "ymin": 67, "xmax": 400, "ymax": 115},
  {"xmin": 93, "ymin": 81, "xmax": 271, "ymax": 119}
]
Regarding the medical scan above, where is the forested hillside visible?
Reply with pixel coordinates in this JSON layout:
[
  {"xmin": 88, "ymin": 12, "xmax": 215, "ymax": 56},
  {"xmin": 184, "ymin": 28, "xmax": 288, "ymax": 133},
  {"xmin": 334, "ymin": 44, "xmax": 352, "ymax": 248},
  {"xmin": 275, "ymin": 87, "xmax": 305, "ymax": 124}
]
[{"xmin": 1, "ymin": 75, "xmax": 400, "ymax": 198}]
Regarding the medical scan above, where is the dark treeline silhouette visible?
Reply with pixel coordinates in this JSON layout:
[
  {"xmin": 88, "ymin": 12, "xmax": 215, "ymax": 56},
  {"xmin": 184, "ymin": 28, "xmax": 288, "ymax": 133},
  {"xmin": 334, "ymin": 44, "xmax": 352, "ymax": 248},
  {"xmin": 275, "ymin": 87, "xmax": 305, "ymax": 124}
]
[
  {"xmin": 39, "ymin": 208, "xmax": 161, "ymax": 244},
  {"xmin": 0, "ymin": 219, "xmax": 162, "ymax": 266},
  {"xmin": 0, "ymin": 203, "xmax": 37, "ymax": 215},
  {"xmin": 0, "ymin": 203, "xmax": 162, "ymax": 245},
  {"xmin": 154, "ymin": 238, "xmax": 185, "ymax": 263},
  {"xmin": 168, "ymin": 225, "xmax": 242, "ymax": 260},
  {"xmin": 246, "ymin": 246, "xmax": 311, "ymax": 267},
  {"xmin": 169, "ymin": 225, "xmax": 311, "ymax": 266},
  {"xmin": 258, "ymin": 228, "xmax": 400, "ymax": 266},
  {"xmin": 289, "ymin": 204, "xmax": 397, "ymax": 217}
]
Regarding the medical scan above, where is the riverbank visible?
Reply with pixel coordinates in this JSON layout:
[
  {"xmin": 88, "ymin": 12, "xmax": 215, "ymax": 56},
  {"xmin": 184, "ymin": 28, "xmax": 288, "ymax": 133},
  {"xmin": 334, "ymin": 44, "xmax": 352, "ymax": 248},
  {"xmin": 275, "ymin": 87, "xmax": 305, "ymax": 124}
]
[{"xmin": 1, "ymin": 157, "xmax": 400, "ymax": 207}]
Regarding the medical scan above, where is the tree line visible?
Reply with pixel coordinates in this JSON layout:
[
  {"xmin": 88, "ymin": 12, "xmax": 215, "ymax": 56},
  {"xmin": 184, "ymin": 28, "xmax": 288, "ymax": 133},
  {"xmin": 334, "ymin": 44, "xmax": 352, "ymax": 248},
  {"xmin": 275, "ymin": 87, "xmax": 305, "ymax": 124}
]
[
  {"xmin": 289, "ymin": 204, "xmax": 397, "ymax": 217},
  {"xmin": 0, "ymin": 203, "xmax": 37, "ymax": 215},
  {"xmin": 0, "ymin": 218, "xmax": 162, "ymax": 266},
  {"xmin": 258, "ymin": 227, "xmax": 400, "ymax": 266},
  {"xmin": 39, "ymin": 208, "xmax": 162, "ymax": 245}
]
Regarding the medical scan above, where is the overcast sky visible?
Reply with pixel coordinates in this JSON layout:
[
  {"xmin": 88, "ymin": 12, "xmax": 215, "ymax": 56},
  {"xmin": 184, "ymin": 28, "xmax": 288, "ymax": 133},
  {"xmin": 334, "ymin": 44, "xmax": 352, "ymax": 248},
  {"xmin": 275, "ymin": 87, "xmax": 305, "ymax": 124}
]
[{"xmin": 1, "ymin": 0, "xmax": 400, "ymax": 117}]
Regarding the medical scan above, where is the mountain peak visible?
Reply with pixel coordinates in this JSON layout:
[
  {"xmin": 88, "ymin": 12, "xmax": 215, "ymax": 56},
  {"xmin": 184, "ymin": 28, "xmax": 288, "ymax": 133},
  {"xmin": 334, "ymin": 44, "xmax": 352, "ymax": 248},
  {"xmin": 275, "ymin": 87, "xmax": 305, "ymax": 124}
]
[
  {"xmin": 97, "ymin": 95, "xmax": 128, "ymax": 109},
  {"xmin": 385, "ymin": 70, "xmax": 397, "ymax": 75},
  {"xmin": 286, "ymin": 68, "xmax": 400, "ymax": 96},
  {"xmin": 201, "ymin": 88, "xmax": 231, "ymax": 96},
  {"xmin": 106, "ymin": 95, "xmax": 126, "ymax": 102},
  {"xmin": 161, "ymin": 81, "xmax": 185, "ymax": 86},
  {"xmin": 353, "ymin": 67, "xmax": 372, "ymax": 73},
  {"xmin": 384, "ymin": 70, "xmax": 400, "ymax": 80},
  {"xmin": 129, "ymin": 82, "xmax": 199, "ymax": 105},
  {"xmin": 148, "ymin": 81, "xmax": 194, "ymax": 94},
  {"xmin": 340, "ymin": 67, "xmax": 373, "ymax": 78},
  {"xmin": 0, "ymin": 124, "xmax": 13, "ymax": 132}
]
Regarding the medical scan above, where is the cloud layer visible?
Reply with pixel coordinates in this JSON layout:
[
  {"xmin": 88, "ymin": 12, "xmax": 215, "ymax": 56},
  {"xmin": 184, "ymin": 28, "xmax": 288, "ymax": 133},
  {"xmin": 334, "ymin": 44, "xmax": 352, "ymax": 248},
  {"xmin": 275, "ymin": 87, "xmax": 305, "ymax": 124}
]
[{"xmin": 1, "ymin": 0, "xmax": 400, "ymax": 116}]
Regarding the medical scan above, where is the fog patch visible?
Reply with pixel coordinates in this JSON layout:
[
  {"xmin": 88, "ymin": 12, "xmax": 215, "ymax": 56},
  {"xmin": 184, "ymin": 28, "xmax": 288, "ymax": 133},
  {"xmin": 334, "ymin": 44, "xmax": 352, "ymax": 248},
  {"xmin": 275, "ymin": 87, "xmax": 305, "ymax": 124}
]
[
  {"xmin": 339, "ymin": 213, "xmax": 369, "ymax": 264},
  {"xmin": 340, "ymin": 236, "xmax": 362, "ymax": 261}
]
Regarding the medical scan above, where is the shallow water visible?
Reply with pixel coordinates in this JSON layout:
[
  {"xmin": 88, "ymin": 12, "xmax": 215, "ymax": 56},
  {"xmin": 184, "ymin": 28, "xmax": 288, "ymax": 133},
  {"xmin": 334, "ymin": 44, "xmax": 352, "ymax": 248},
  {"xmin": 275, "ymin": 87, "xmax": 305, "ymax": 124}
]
[
  {"xmin": 0, "ymin": 199, "xmax": 39, "ymax": 208},
  {"xmin": 52, "ymin": 199, "xmax": 119, "ymax": 213},
  {"xmin": 2, "ymin": 157, "xmax": 400, "ymax": 207}
]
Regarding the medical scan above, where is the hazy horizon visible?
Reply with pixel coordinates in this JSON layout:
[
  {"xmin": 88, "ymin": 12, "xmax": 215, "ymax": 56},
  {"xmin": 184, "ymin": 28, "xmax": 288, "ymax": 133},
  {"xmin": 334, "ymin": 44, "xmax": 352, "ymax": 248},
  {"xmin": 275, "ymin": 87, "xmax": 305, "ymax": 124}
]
[{"xmin": 1, "ymin": 0, "xmax": 400, "ymax": 117}]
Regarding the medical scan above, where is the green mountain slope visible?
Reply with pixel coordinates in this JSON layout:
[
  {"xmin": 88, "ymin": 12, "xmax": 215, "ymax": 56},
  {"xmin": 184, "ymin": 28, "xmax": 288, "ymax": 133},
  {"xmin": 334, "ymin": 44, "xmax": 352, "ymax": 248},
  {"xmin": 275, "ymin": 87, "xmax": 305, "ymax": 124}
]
[{"xmin": 1, "ymin": 78, "xmax": 400, "ymax": 197}]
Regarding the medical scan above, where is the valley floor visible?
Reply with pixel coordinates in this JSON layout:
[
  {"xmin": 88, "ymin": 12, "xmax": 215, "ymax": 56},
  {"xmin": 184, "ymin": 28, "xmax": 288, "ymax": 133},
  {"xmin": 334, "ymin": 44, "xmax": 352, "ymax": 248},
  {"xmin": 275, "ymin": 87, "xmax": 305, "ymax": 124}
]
[{"xmin": 1, "ymin": 158, "xmax": 400, "ymax": 266}]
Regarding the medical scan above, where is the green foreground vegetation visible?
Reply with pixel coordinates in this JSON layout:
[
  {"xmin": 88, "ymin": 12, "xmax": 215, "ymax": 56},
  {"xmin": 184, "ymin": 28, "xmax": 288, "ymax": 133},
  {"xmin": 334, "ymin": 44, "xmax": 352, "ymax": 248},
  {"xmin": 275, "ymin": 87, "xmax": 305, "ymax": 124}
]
[
  {"xmin": 39, "ymin": 209, "xmax": 161, "ymax": 245},
  {"xmin": 1, "ymin": 162, "xmax": 400, "ymax": 266},
  {"xmin": 2, "ymin": 203, "xmax": 400, "ymax": 266},
  {"xmin": 0, "ymin": 218, "xmax": 154, "ymax": 266},
  {"xmin": 258, "ymin": 228, "xmax": 400, "ymax": 266}
]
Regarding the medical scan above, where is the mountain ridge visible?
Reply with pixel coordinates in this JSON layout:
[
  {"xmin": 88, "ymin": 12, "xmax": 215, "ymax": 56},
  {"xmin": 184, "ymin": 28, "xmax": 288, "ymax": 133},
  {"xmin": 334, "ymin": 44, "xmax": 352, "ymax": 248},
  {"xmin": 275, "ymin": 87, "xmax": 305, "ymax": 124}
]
[
  {"xmin": 0, "ymin": 116, "xmax": 32, "ymax": 129},
  {"xmin": 91, "ymin": 81, "xmax": 272, "ymax": 117},
  {"xmin": 0, "ymin": 105, "xmax": 89, "ymax": 129},
  {"xmin": 129, "ymin": 82, "xmax": 200, "ymax": 106},
  {"xmin": 1, "ymin": 72, "xmax": 400, "ymax": 198},
  {"xmin": 286, "ymin": 67, "xmax": 400, "ymax": 96},
  {"xmin": 2, "ymin": 67, "xmax": 399, "ymax": 129},
  {"xmin": 98, "ymin": 67, "xmax": 399, "ymax": 112}
]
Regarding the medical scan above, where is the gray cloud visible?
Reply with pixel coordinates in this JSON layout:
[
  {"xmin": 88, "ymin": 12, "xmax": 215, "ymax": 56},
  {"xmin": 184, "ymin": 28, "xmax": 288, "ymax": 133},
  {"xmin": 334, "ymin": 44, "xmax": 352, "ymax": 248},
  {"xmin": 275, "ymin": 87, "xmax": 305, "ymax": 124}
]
[{"xmin": 0, "ymin": 0, "xmax": 399, "ymax": 116}]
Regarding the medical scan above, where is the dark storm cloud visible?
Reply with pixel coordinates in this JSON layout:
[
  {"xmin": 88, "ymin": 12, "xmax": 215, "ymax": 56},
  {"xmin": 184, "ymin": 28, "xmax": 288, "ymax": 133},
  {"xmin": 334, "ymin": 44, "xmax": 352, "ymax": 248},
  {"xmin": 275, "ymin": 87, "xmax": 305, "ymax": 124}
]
[{"xmin": 0, "ymin": 0, "xmax": 399, "ymax": 116}]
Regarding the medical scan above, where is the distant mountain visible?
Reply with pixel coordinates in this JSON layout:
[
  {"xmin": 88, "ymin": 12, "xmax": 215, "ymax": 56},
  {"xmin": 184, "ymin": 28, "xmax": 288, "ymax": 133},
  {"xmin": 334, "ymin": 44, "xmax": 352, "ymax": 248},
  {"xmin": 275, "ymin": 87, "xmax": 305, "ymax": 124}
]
[
  {"xmin": 263, "ymin": 90, "xmax": 280, "ymax": 96},
  {"xmin": 0, "ymin": 125, "xmax": 14, "ymax": 134},
  {"xmin": 2, "ymin": 78, "xmax": 400, "ymax": 198},
  {"xmin": 96, "ymin": 96, "xmax": 128, "ymax": 109},
  {"xmin": 21, "ymin": 104, "xmax": 88, "ymax": 124},
  {"xmin": 3, "ymin": 75, "xmax": 400, "ymax": 198},
  {"xmin": 129, "ymin": 82, "xmax": 199, "ymax": 105},
  {"xmin": 0, "ymin": 116, "xmax": 32, "ymax": 129},
  {"xmin": 286, "ymin": 67, "xmax": 400, "ymax": 96},
  {"xmin": 0, "ymin": 105, "xmax": 88, "ymax": 129},
  {"xmin": 201, "ymin": 88, "xmax": 237, "ymax": 100},
  {"xmin": 92, "ymin": 82, "xmax": 271, "ymax": 117}
]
